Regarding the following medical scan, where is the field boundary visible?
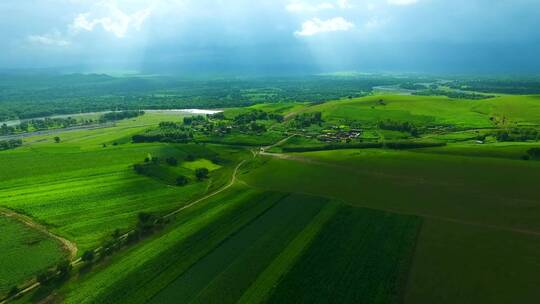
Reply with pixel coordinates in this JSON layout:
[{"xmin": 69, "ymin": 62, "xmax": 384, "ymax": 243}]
[
  {"xmin": 0, "ymin": 208, "xmax": 78, "ymax": 304},
  {"xmin": 0, "ymin": 159, "xmax": 248, "ymax": 304},
  {"xmin": 0, "ymin": 208, "xmax": 77, "ymax": 259},
  {"xmin": 249, "ymin": 153, "xmax": 540, "ymax": 238}
]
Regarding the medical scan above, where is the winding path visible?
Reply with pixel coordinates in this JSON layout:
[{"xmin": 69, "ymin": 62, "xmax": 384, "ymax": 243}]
[
  {"xmin": 165, "ymin": 160, "xmax": 247, "ymax": 219},
  {"xmin": 0, "ymin": 208, "xmax": 78, "ymax": 259},
  {"xmin": 0, "ymin": 209, "xmax": 78, "ymax": 304},
  {"xmin": 1, "ymin": 158, "xmax": 249, "ymax": 303}
]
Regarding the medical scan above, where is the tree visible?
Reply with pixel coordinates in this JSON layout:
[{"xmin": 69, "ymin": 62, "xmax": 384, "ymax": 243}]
[
  {"xmin": 54, "ymin": 136, "xmax": 61, "ymax": 143},
  {"xmin": 82, "ymin": 250, "xmax": 95, "ymax": 263},
  {"xmin": 133, "ymin": 164, "xmax": 144, "ymax": 174},
  {"xmin": 37, "ymin": 270, "xmax": 55, "ymax": 285},
  {"xmin": 8, "ymin": 286, "xmax": 19, "ymax": 297},
  {"xmin": 138, "ymin": 212, "xmax": 153, "ymax": 224},
  {"xmin": 211, "ymin": 112, "xmax": 225, "ymax": 120},
  {"xmin": 176, "ymin": 175, "xmax": 188, "ymax": 186},
  {"xmin": 138, "ymin": 212, "xmax": 156, "ymax": 233},
  {"xmin": 166, "ymin": 157, "xmax": 178, "ymax": 166},
  {"xmin": 57, "ymin": 260, "xmax": 72, "ymax": 280},
  {"xmin": 195, "ymin": 168, "xmax": 209, "ymax": 180},
  {"xmin": 527, "ymin": 148, "xmax": 540, "ymax": 159}
]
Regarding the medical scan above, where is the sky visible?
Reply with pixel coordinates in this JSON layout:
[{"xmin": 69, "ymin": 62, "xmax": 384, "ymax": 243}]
[{"xmin": 1, "ymin": 0, "xmax": 540, "ymax": 74}]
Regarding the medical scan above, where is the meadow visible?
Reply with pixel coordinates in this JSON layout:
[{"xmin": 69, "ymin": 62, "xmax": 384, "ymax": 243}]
[
  {"xmin": 0, "ymin": 112, "xmax": 250, "ymax": 300},
  {"xmin": 148, "ymin": 193, "xmax": 328, "ymax": 304},
  {"xmin": 1, "ymin": 80, "xmax": 540, "ymax": 304},
  {"xmin": 240, "ymin": 147, "xmax": 540, "ymax": 303},
  {"xmin": 266, "ymin": 206, "xmax": 421, "ymax": 304},
  {"xmin": 0, "ymin": 215, "xmax": 65, "ymax": 295}
]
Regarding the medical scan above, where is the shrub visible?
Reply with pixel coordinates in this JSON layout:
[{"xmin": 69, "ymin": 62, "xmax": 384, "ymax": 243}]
[
  {"xmin": 8, "ymin": 286, "xmax": 19, "ymax": 297},
  {"xmin": 176, "ymin": 175, "xmax": 189, "ymax": 186},
  {"xmin": 82, "ymin": 250, "xmax": 95, "ymax": 263},
  {"xmin": 36, "ymin": 270, "xmax": 56, "ymax": 285},
  {"xmin": 166, "ymin": 157, "xmax": 178, "ymax": 166},
  {"xmin": 195, "ymin": 168, "xmax": 210, "ymax": 180},
  {"xmin": 0, "ymin": 139, "xmax": 23, "ymax": 151},
  {"xmin": 527, "ymin": 148, "xmax": 540, "ymax": 159}
]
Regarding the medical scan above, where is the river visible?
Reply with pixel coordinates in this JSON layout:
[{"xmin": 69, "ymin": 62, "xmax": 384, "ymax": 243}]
[{"xmin": 1, "ymin": 109, "xmax": 223, "ymax": 127}]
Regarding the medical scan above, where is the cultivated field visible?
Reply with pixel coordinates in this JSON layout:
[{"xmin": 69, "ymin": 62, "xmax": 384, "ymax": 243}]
[
  {"xmin": 1, "ymin": 86, "xmax": 540, "ymax": 303},
  {"xmin": 0, "ymin": 215, "xmax": 65, "ymax": 294}
]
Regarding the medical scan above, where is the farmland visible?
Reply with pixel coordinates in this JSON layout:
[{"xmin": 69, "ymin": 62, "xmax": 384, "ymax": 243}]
[
  {"xmin": 0, "ymin": 215, "xmax": 65, "ymax": 295},
  {"xmin": 240, "ymin": 148, "xmax": 540, "ymax": 303},
  {"xmin": 1, "ymin": 75, "xmax": 540, "ymax": 304},
  {"xmin": 4, "ymin": 0, "xmax": 540, "ymax": 301},
  {"xmin": 266, "ymin": 206, "xmax": 421, "ymax": 304}
]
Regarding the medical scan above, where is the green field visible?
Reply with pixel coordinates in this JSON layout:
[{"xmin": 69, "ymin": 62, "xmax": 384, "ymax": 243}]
[
  {"xmin": 0, "ymin": 215, "xmax": 65, "ymax": 294},
  {"xmin": 266, "ymin": 206, "xmax": 421, "ymax": 304},
  {"xmin": 0, "ymin": 114, "xmax": 249, "ymax": 258},
  {"xmin": 306, "ymin": 94, "xmax": 540, "ymax": 128},
  {"xmin": 149, "ymin": 193, "xmax": 328, "ymax": 304},
  {"xmin": 1, "ymin": 85, "xmax": 540, "ymax": 304},
  {"xmin": 240, "ymin": 147, "xmax": 540, "ymax": 303}
]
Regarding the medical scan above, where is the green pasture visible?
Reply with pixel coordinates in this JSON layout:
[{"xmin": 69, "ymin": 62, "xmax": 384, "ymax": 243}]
[
  {"xmin": 243, "ymin": 149, "xmax": 540, "ymax": 231},
  {"xmin": 181, "ymin": 159, "xmax": 222, "ymax": 171},
  {"xmin": 62, "ymin": 186, "xmax": 283, "ymax": 304},
  {"xmin": 305, "ymin": 94, "xmax": 540, "ymax": 129},
  {"xmin": 266, "ymin": 206, "xmax": 421, "ymax": 304},
  {"xmin": 1, "ymin": 92, "xmax": 539, "ymax": 304},
  {"xmin": 406, "ymin": 218, "xmax": 540, "ymax": 304},
  {"xmin": 0, "ymin": 114, "xmax": 249, "ymax": 253},
  {"xmin": 149, "ymin": 194, "xmax": 328, "ymax": 304},
  {"xmin": 0, "ymin": 215, "xmax": 65, "ymax": 295},
  {"xmin": 240, "ymin": 148, "xmax": 540, "ymax": 303}
]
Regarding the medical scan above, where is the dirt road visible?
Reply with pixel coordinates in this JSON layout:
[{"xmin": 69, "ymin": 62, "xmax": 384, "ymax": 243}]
[{"xmin": 0, "ymin": 208, "xmax": 78, "ymax": 259}]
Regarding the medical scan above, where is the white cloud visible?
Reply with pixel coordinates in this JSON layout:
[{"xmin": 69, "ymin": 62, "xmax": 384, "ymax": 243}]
[
  {"xmin": 286, "ymin": 1, "xmax": 334, "ymax": 13},
  {"xmin": 387, "ymin": 0, "xmax": 419, "ymax": 6},
  {"xmin": 70, "ymin": 2, "xmax": 152, "ymax": 38},
  {"xmin": 336, "ymin": 0, "xmax": 352, "ymax": 9},
  {"xmin": 27, "ymin": 33, "xmax": 71, "ymax": 47},
  {"xmin": 364, "ymin": 17, "xmax": 387, "ymax": 29},
  {"xmin": 286, "ymin": 0, "xmax": 353, "ymax": 13},
  {"xmin": 295, "ymin": 17, "xmax": 354, "ymax": 36}
]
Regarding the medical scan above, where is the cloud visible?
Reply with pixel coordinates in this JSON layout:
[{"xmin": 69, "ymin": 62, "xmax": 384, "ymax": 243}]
[
  {"xmin": 70, "ymin": 2, "xmax": 152, "ymax": 38},
  {"xmin": 295, "ymin": 17, "xmax": 354, "ymax": 36},
  {"xmin": 364, "ymin": 17, "xmax": 387, "ymax": 30},
  {"xmin": 286, "ymin": 1, "xmax": 335, "ymax": 13},
  {"xmin": 336, "ymin": 0, "xmax": 352, "ymax": 9},
  {"xmin": 387, "ymin": 0, "xmax": 419, "ymax": 6},
  {"xmin": 27, "ymin": 33, "xmax": 71, "ymax": 47},
  {"xmin": 286, "ymin": 0, "xmax": 353, "ymax": 13}
]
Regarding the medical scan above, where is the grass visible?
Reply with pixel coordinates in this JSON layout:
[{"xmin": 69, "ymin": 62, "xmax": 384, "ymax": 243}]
[
  {"xmin": 237, "ymin": 202, "xmax": 341, "ymax": 304},
  {"xmin": 3, "ymin": 93, "xmax": 540, "ymax": 303},
  {"xmin": 149, "ymin": 194, "xmax": 328, "ymax": 304},
  {"xmin": 62, "ymin": 186, "xmax": 285, "ymax": 304},
  {"xmin": 406, "ymin": 218, "xmax": 540, "ymax": 304},
  {"xmin": 265, "ymin": 205, "xmax": 421, "ymax": 304},
  {"xmin": 181, "ymin": 159, "xmax": 222, "ymax": 171},
  {"xmin": 242, "ymin": 148, "xmax": 540, "ymax": 231},
  {"xmin": 307, "ymin": 95, "xmax": 491, "ymax": 128},
  {"xmin": 241, "ymin": 147, "xmax": 540, "ymax": 302},
  {"xmin": 0, "ymin": 114, "xmax": 249, "ymax": 253},
  {"xmin": 305, "ymin": 94, "xmax": 540, "ymax": 129},
  {"xmin": 0, "ymin": 215, "xmax": 65, "ymax": 295}
]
